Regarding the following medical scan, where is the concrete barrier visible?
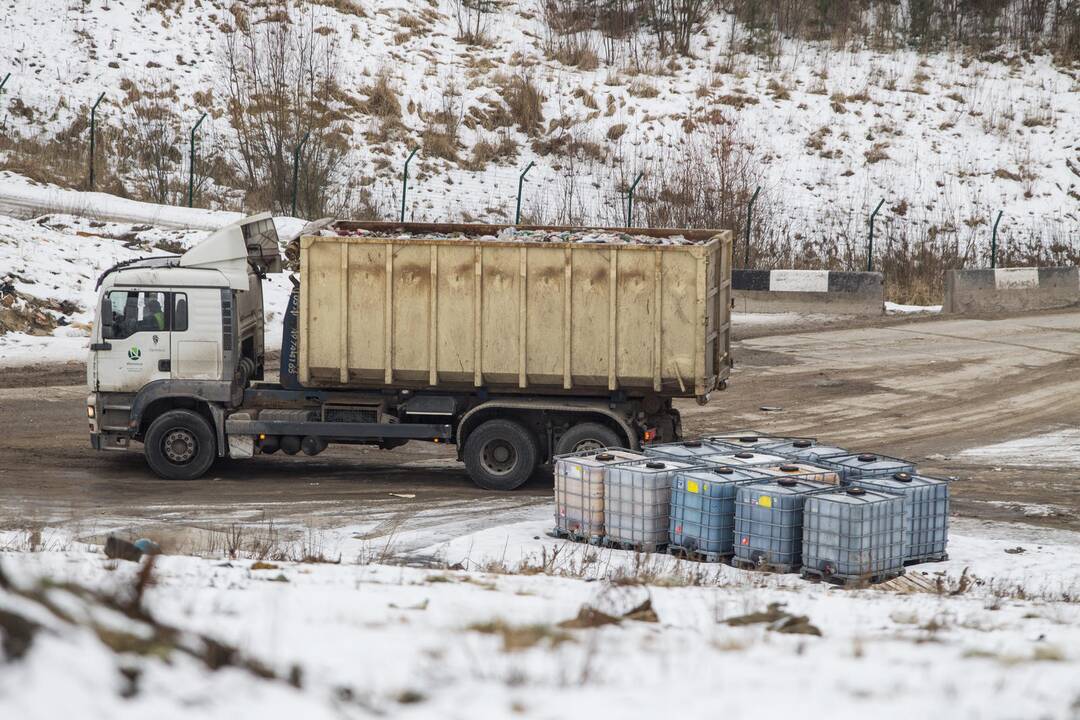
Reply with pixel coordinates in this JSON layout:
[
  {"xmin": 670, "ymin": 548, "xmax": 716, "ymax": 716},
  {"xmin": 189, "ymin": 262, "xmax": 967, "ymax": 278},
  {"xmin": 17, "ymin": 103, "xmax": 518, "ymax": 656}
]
[
  {"xmin": 732, "ymin": 269, "xmax": 884, "ymax": 315},
  {"xmin": 945, "ymin": 267, "xmax": 1080, "ymax": 314}
]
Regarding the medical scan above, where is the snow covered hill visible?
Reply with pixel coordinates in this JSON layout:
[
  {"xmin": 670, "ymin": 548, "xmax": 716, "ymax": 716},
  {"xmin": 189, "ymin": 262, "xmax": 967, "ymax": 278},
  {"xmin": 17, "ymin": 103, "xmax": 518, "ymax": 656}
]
[{"xmin": 0, "ymin": 0, "xmax": 1076, "ymax": 258}]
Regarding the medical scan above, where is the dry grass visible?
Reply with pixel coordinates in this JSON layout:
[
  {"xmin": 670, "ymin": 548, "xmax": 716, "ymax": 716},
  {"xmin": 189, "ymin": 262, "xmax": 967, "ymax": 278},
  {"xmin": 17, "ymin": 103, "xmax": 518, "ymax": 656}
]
[
  {"xmin": 716, "ymin": 93, "xmax": 759, "ymax": 108},
  {"xmin": 467, "ymin": 620, "xmax": 574, "ymax": 653},
  {"xmin": 550, "ymin": 44, "xmax": 599, "ymax": 70},
  {"xmin": 606, "ymin": 123, "xmax": 627, "ymax": 141},
  {"xmin": 499, "ymin": 71, "xmax": 545, "ymax": 137},
  {"xmin": 864, "ymin": 142, "xmax": 891, "ymax": 164},
  {"xmin": 463, "ymin": 133, "xmax": 519, "ymax": 170},
  {"xmin": 627, "ymin": 79, "xmax": 660, "ymax": 98},
  {"xmin": 361, "ymin": 72, "xmax": 401, "ymax": 120},
  {"xmin": 766, "ymin": 78, "xmax": 790, "ymax": 100}
]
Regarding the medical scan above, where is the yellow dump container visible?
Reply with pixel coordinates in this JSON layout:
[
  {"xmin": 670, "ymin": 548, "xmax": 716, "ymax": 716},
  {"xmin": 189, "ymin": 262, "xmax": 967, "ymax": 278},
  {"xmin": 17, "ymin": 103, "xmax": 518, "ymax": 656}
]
[{"xmin": 297, "ymin": 222, "xmax": 732, "ymax": 400}]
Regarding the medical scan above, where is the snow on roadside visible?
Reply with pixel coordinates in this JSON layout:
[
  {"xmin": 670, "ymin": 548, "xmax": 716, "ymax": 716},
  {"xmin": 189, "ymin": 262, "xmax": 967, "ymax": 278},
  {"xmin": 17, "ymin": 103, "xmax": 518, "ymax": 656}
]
[
  {"xmin": 1, "ymin": 514, "xmax": 1079, "ymax": 720},
  {"xmin": 885, "ymin": 301, "xmax": 943, "ymax": 315},
  {"xmin": 0, "ymin": 171, "xmax": 242, "ymax": 230},
  {"xmin": 959, "ymin": 428, "xmax": 1080, "ymax": 468}
]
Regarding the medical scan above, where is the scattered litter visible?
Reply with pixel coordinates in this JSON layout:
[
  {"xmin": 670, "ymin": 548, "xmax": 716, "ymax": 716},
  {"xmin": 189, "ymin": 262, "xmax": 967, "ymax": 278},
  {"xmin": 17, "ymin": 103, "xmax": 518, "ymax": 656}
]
[
  {"xmin": 103, "ymin": 536, "xmax": 143, "ymax": 562},
  {"xmin": 1005, "ymin": 547, "xmax": 1026, "ymax": 555},
  {"xmin": 759, "ymin": 405, "xmax": 784, "ymax": 412},
  {"xmin": 389, "ymin": 599, "xmax": 429, "ymax": 611},
  {"xmin": 389, "ymin": 493, "xmax": 416, "ymax": 499},
  {"xmin": 558, "ymin": 599, "xmax": 659, "ymax": 629},
  {"xmin": 133, "ymin": 538, "xmax": 161, "ymax": 556},
  {"xmin": 725, "ymin": 603, "xmax": 822, "ymax": 636},
  {"xmin": 559, "ymin": 606, "xmax": 620, "ymax": 629}
]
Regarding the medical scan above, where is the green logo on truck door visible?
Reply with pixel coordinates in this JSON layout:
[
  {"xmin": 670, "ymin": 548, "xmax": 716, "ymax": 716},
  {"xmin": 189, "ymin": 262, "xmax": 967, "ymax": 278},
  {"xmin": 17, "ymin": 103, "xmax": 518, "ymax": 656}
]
[{"xmin": 128, "ymin": 347, "xmax": 141, "ymax": 361}]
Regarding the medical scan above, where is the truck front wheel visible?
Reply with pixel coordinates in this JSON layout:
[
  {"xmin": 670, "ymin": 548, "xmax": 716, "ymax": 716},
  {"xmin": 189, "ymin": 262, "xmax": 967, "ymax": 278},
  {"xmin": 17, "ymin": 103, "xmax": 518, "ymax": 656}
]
[
  {"xmin": 144, "ymin": 409, "xmax": 217, "ymax": 481},
  {"xmin": 464, "ymin": 419, "xmax": 538, "ymax": 491}
]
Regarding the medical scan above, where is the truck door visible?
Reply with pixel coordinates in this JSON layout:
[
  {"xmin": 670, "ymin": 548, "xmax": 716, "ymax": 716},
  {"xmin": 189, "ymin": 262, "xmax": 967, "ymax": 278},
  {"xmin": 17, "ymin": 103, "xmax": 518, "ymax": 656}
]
[
  {"xmin": 170, "ymin": 289, "xmax": 224, "ymax": 380},
  {"xmin": 93, "ymin": 290, "xmax": 173, "ymax": 392}
]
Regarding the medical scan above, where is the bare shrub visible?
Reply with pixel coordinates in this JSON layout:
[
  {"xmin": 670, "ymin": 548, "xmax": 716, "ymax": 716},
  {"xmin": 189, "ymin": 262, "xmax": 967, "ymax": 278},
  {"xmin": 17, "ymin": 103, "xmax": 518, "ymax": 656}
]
[
  {"xmin": 541, "ymin": 0, "xmax": 602, "ymax": 69},
  {"xmin": 120, "ymin": 80, "xmax": 183, "ymax": 205},
  {"xmin": 726, "ymin": 0, "xmax": 1080, "ymax": 63},
  {"xmin": 642, "ymin": 0, "xmax": 715, "ymax": 56},
  {"xmin": 422, "ymin": 78, "xmax": 464, "ymax": 161},
  {"xmin": 219, "ymin": 1, "xmax": 351, "ymax": 217},
  {"xmin": 636, "ymin": 114, "xmax": 767, "ymax": 243},
  {"xmin": 451, "ymin": 0, "xmax": 498, "ymax": 45}
]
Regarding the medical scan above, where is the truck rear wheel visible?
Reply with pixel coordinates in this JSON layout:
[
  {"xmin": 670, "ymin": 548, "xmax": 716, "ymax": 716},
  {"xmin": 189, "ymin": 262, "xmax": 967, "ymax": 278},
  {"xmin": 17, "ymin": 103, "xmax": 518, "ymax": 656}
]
[
  {"xmin": 555, "ymin": 422, "xmax": 623, "ymax": 456},
  {"xmin": 144, "ymin": 409, "xmax": 216, "ymax": 480},
  {"xmin": 464, "ymin": 419, "xmax": 538, "ymax": 491}
]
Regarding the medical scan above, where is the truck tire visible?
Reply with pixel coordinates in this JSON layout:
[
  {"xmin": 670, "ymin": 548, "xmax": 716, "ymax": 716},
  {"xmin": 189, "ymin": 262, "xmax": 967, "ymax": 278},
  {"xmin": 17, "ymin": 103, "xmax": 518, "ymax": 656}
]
[
  {"xmin": 555, "ymin": 422, "xmax": 623, "ymax": 456},
  {"xmin": 144, "ymin": 409, "xmax": 216, "ymax": 481},
  {"xmin": 464, "ymin": 419, "xmax": 538, "ymax": 491}
]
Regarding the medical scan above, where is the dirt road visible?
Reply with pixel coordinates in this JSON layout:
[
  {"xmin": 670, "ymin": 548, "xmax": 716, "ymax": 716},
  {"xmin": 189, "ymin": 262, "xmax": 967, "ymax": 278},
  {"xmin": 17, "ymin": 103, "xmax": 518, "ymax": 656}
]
[{"xmin": 1, "ymin": 308, "xmax": 1077, "ymax": 549}]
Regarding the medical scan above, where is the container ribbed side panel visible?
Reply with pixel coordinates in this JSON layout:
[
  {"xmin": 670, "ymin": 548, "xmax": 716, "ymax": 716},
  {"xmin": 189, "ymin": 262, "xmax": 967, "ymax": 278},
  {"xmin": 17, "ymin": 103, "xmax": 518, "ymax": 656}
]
[
  {"xmin": 733, "ymin": 480, "xmax": 832, "ymax": 572},
  {"xmin": 802, "ymin": 490, "xmax": 905, "ymax": 579},
  {"xmin": 852, "ymin": 474, "xmax": 949, "ymax": 563}
]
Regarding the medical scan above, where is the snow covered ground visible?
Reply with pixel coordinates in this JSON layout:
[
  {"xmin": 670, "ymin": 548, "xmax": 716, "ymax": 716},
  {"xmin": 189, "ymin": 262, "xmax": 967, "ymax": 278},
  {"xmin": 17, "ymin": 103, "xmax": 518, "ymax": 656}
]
[{"xmin": 1, "ymin": 511, "xmax": 1079, "ymax": 720}]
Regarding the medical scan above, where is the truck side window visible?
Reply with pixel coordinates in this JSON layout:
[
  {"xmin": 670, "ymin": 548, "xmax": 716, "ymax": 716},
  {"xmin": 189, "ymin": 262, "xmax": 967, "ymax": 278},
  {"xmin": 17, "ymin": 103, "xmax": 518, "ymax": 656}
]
[
  {"xmin": 174, "ymin": 294, "xmax": 188, "ymax": 332},
  {"xmin": 102, "ymin": 291, "xmax": 170, "ymax": 339}
]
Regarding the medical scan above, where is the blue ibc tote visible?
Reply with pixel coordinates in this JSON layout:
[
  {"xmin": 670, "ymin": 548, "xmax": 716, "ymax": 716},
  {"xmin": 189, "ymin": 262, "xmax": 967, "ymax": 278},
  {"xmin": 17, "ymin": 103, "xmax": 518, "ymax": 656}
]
[
  {"xmin": 851, "ymin": 471, "xmax": 949, "ymax": 564},
  {"xmin": 734, "ymin": 477, "xmax": 832, "ymax": 572},
  {"xmin": 669, "ymin": 465, "xmax": 771, "ymax": 559}
]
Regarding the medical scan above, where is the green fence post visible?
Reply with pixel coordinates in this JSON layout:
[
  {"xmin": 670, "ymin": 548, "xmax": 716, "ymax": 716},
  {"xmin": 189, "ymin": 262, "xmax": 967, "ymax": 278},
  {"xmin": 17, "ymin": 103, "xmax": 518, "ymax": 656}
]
[
  {"xmin": 400, "ymin": 147, "xmax": 419, "ymax": 223},
  {"xmin": 290, "ymin": 131, "xmax": 310, "ymax": 218},
  {"xmin": 515, "ymin": 160, "xmax": 535, "ymax": 225},
  {"xmin": 187, "ymin": 112, "xmax": 208, "ymax": 209},
  {"xmin": 867, "ymin": 198, "xmax": 885, "ymax": 272},
  {"xmin": 744, "ymin": 186, "xmax": 761, "ymax": 267},
  {"xmin": 990, "ymin": 210, "xmax": 1004, "ymax": 269},
  {"xmin": 626, "ymin": 172, "xmax": 644, "ymax": 227},
  {"xmin": 88, "ymin": 92, "xmax": 106, "ymax": 191}
]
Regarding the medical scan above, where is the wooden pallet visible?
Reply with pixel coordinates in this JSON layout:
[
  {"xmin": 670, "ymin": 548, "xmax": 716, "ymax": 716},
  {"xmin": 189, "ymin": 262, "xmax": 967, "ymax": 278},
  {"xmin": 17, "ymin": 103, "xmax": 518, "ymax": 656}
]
[
  {"xmin": 599, "ymin": 537, "xmax": 667, "ymax": 554},
  {"xmin": 875, "ymin": 570, "xmax": 942, "ymax": 594},
  {"xmin": 546, "ymin": 527, "xmax": 603, "ymax": 545},
  {"xmin": 731, "ymin": 556, "xmax": 799, "ymax": 574},
  {"xmin": 800, "ymin": 565, "xmax": 904, "ymax": 587},
  {"xmin": 668, "ymin": 544, "xmax": 731, "ymax": 564},
  {"xmin": 904, "ymin": 552, "xmax": 949, "ymax": 567}
]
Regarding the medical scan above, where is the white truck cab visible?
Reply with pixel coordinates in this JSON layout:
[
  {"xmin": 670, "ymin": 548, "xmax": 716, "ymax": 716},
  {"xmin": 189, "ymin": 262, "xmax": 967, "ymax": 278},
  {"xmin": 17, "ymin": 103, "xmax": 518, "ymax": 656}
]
[{"xmin": 87, "ymin": 213, "xmax": 280, "ymax": 470}]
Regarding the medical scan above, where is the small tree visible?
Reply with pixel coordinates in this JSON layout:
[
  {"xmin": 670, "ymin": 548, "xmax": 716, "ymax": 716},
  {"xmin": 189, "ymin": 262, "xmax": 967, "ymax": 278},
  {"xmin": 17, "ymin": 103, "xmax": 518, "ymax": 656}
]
[{"xmin": 219, "ymin": 0, "xmax": 348, "ymax": 217}]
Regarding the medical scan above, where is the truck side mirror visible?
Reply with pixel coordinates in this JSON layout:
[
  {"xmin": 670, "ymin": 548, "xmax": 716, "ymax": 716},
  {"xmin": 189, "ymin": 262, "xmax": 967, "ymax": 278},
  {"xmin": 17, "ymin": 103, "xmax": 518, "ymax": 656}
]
[{"xmin": 100, "ymin": 298, "xmax": 113, "ymax": 338}]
